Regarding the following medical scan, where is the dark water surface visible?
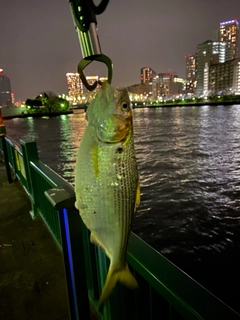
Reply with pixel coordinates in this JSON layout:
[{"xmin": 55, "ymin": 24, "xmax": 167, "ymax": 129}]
[{"xmin": 4, "ymin": 105, "xmax": 240, "ymax": 313}]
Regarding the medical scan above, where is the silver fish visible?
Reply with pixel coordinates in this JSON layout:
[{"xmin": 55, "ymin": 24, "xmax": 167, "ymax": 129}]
[{"xmin": 75, "ymin": 82, "xmax": 140, "ymax": 307}]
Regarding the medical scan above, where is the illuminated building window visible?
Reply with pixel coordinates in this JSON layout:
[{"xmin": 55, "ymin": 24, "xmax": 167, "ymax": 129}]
[{"xmin": 66, "ymin": 73, "xmax": 83, "ymax": 98}]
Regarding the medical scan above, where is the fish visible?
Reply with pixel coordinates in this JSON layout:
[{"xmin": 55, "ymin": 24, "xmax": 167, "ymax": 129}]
[{"xmin": 74, "ymin": 81, "xmax": 140, "ymax": 307}]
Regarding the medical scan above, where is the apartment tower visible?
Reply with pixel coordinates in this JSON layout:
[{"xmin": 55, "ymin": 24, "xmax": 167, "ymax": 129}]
[
  {"xmin": 0, "ymin": 69, "xmax": 12, "ymax": 107},
  {"xmin": 219, "ymin": 19, "xmax": 239, "ymax": 60}
]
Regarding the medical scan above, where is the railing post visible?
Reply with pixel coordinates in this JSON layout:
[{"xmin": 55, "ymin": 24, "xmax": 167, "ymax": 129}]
[
  {"xmin": 20, "ymin": 140, "xmax": 39, "ymax": 218},
  {"xmin": 45, "ymin": 185, "xmax": 90, "ymax": 320},
  {"xmin": 0, "ymin": 124, "xmax": 12, "ymax": 183},
  {"xmin": 7, "ymin": 138, "xmax": 18, "ymax": 179}
]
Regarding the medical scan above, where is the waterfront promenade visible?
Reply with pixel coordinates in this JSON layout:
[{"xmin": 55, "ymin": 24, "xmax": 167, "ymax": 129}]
[
  {"xmin": 0, "ymin": 160, "xmax": 101, "ymax": 320},
  {"xmin": 0, "ymin": 161, "xmax": 70, "ymax": 319}
]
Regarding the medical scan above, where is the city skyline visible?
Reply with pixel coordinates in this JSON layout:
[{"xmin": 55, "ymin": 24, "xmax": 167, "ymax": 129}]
[{"xmin": 1, "ymin": 0, "xmax": 240, "ymax": 100}]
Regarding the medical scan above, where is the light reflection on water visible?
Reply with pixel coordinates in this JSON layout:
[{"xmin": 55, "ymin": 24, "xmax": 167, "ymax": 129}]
[{"xmin": 4, "ymin": 106, "xmax": 240, "ymax": 311}]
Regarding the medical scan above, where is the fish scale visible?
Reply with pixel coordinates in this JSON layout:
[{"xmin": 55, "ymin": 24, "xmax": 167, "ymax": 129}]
[{"xmin": 76, "ymin": 133, "xmax": 137, "ymax": 263}]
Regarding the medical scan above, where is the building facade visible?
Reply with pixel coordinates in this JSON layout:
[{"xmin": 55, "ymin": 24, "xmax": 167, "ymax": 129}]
[
  {"xmin": 185, "ymin": 54, "xmax": 197, "ymax": 93},
  {"xmin": 140, "ymin": 67, "xmax": 156, "ymax": 84},
  {"xmin": 127, "ymin": 83, "xmax": 152, "ymax": 96},
  {"xmin": 196, "ymin": 41, "xmax": 214, "ymax": 96},
  {"xmin": 219, "ymin": 19, "xmax": 239, "ymax": 60},
  {"xmin": 212, "ymin": 42, "xmax": 227, "ymax": 63},
  {"xmin": 196, "ymin": 40, "xmax": 224, "ymax": 96},
  {"xmin": 66, "ymin": 73, "xmax": 83, "ymax": 99},
  {"xmin": 185, "ymin": 54, "xmax": 197, "ymax": 81},
  {"xmin": 195, "ymin": 19, "xmax": 239, "ymax": 96},
  {"xmin": 0, "ymin": 69, "xmax": 12, "ymax": 107},
  {"xmin": 209, "ymin": 58, "xmax": 240, "ymax": 95}
]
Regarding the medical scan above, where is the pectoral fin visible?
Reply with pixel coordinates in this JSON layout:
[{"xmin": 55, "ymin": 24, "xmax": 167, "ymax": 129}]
[
  {"xmin": 90, "ymin": 232, "xmax": 110, "ymax": 258},
  {"xmin": 134, "ymin": 176, "xmax": 140, "ymax": 211},
  {"xmin": 75, "ymin": 201, "xmax": 79, "ymax": 210}
]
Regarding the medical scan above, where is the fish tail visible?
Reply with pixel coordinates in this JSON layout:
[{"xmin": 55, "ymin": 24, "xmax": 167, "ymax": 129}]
[{"xmin": 99, "ymin": 263, "xmax": 138, "ymax": 308}]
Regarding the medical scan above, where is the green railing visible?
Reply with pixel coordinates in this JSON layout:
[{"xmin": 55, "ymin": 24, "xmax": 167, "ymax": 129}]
[{"xmin": 1, "ymin": 125, "xmax": 240, "ymax": 320}]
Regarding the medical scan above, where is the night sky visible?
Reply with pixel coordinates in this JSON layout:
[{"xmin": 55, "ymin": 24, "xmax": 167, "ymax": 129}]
[{"xmin": 1, "ymin": 0, "xmax": 240, "ymax": 101}]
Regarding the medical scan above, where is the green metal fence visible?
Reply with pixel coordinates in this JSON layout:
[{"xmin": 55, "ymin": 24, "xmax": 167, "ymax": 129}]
[{"xmin": 1, "ymin": 125, "xmax": 240, "ymax": 320}]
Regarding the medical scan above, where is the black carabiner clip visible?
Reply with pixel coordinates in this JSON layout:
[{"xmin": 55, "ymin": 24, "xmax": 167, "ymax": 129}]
[
  {"xmin": 78, "ymin": 54, "xmax": 113, "ymax": 91},
  {"xmin": 69, "ymin": 0, "xmax": 112, "ymax": 91}
]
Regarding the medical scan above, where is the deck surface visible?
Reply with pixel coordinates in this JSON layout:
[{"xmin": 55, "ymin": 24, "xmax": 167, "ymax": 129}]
[{"xmin": 0, "ymin": 160, "xmax": 99, "ymax": 320}]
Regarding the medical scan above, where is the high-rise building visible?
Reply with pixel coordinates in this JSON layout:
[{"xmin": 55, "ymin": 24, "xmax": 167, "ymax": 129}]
[
  {"xmin": 140, "ymin": 67, "xmax": 156, "ymax": 84},
  {"xmin": 0, "ymin": 69, "xmax": 12, "ymax": 107},
  {"xmin": 196, "ymin": 39, "xmax": 237, "ymax": 96},
  {"xmin": 219, "ymin": 19, "xmax": 239, "ymax": 60},
  {"xmin": 66, "ymin": 73, "xmax": 83, "ymax": 98},
  {"xmin": 196, "ymin": 40, "xmax": 222, "ymax": 96},
  {"xmin": 185, "ymin": 54, "xmax": 197, "ymax": 81},
  {"xmin": 184, "ymin": 55, "xmax": 197, "ymax": 93},
  {"xmin": 194, "ymin": 19, "xmax": 239, "ymax": 96}
]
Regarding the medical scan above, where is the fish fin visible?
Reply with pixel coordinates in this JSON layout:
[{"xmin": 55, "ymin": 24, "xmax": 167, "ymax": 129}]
[
  {"xmin": 99, "ymin": 263, "xmax": 138, "ymax": 308},
  {"xmin": 75, "ymin": 201, "xmax": 79, "ymax": 210},
  {"xmin": 134, "ymin": 176, "xmax": 141, "ymax": 211},
  {"xmin": 90, "ymin": 232, "xmax": 109, "ymax": 256}
]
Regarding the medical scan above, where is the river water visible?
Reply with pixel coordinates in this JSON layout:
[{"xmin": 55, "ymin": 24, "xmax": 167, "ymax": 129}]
[{"xmin": 4, "ymin": 105, "xmax": 240, "ymax": 313}]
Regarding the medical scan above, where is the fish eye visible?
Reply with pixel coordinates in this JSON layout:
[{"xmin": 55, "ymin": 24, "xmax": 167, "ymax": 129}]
[{"xmin": 122, "ymin": 102, "xmax": 129, "ymax": 110}]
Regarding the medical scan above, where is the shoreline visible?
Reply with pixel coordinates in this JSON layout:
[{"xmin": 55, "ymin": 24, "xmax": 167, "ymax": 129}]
[
  {"xmin": 2, "ymin": 100, "xmax": 240, "ymax": 120},
  {"xmin": 133, "ymin": 99, "xmax": 240, "ymax": 108},
  {"xmin": 1, "ymin": 110, "xmax": 73, "ymax": 120}
]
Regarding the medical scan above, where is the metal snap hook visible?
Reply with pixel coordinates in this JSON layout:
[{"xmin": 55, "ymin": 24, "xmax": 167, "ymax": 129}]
[{"xmin": 77, "ymin": 54, "xmax": 113, "ymax": 91}]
